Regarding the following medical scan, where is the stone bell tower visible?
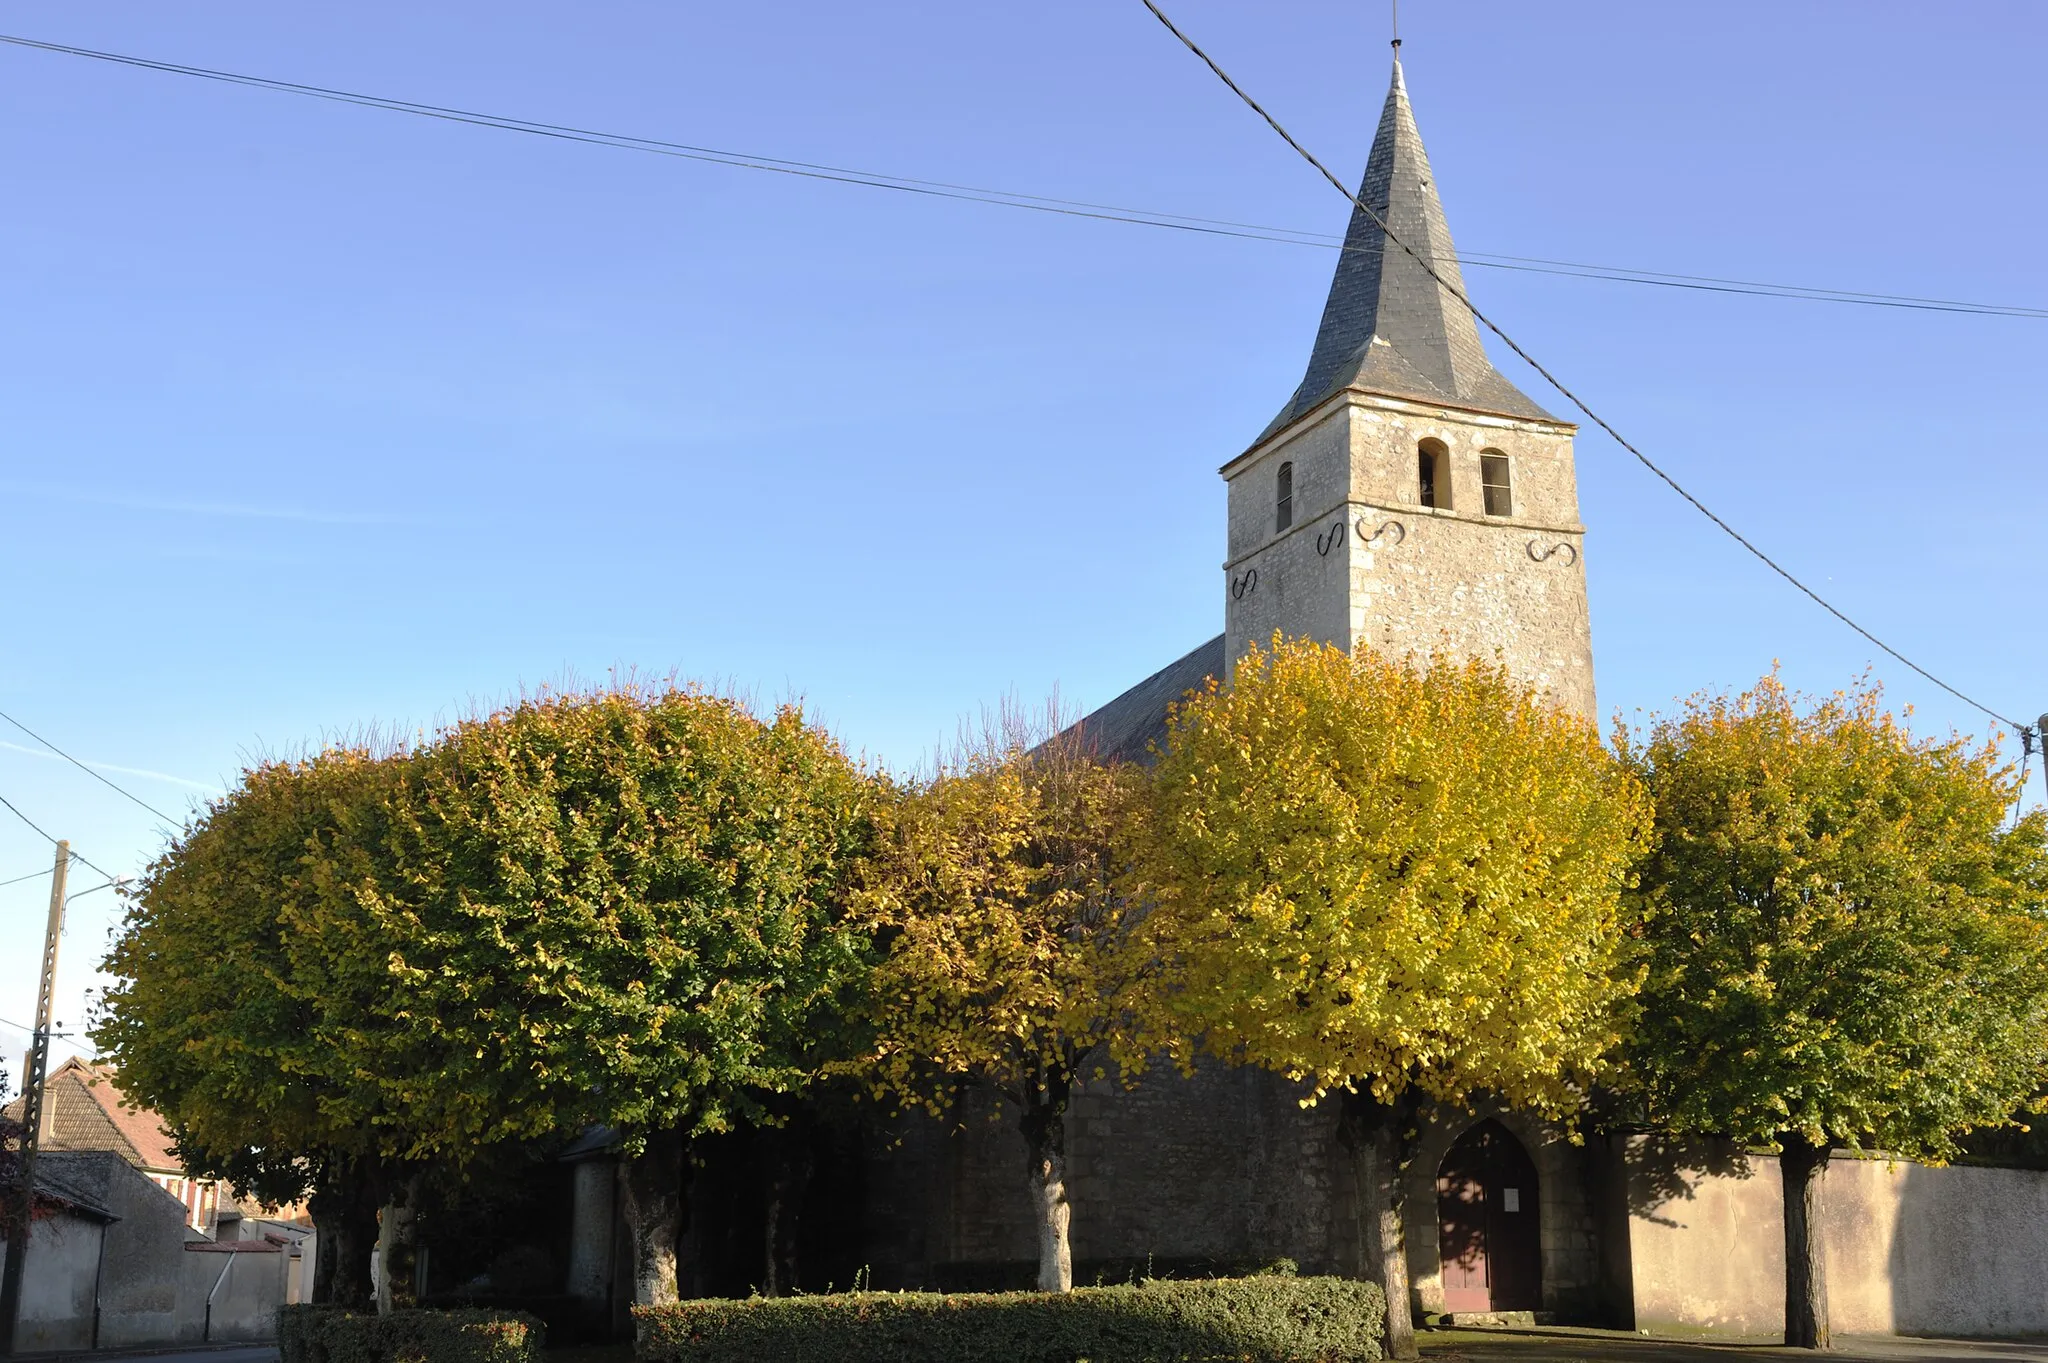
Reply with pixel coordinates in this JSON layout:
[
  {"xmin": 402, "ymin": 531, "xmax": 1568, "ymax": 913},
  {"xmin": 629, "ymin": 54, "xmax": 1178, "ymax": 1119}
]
[{"xmin": 1221, "ymin": 58, "xmax": 1594, "ymax": 718}]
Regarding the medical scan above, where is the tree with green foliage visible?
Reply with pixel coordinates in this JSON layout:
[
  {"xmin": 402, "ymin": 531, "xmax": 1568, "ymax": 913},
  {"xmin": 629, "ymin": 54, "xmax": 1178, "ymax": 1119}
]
[
  {"xmin": 95, "ymin": 748, "xmax": 410, "ymax": 1307},
  {"xmin": 1127, "ymin": 638, "xmax": 1650, "ymax": 1357},
  {"xmin": 848, "ymin": 712, "xmax": 1146, "ymax": 1292},
  {"xmin": 319, "ymin": 687, "xmax": 879, "ymax": 1312},
  {"xmin": 1621, "ymin": 674, "xmax": 2048, "ymax": 1350}
]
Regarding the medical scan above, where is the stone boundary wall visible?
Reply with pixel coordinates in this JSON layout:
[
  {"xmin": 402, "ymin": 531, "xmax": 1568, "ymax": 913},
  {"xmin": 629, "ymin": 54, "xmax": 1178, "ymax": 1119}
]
[
  {"xmin": 1621, "ymin": 1136, "xmax": 2048, "ymax": 1338},
  {"xmin": 2, "ymin": 1150, "xmax": 288, "ymax": 1350}
]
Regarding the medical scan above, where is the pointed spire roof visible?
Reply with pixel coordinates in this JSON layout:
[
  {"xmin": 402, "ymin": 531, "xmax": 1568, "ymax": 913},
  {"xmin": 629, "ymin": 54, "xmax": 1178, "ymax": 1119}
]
[{"xmin": 1262, "ymin": 59, "xmax": 1552, "ymax": 437}]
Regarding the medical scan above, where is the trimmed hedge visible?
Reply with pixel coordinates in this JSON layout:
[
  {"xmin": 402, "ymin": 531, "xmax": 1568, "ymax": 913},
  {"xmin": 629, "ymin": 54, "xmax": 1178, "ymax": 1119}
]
[
  {"xmin": 277, "ymin": 1305, "xmax": 545, "ymax": 1363},
  {"xmin": 635, "ymin": 1275, "xmax": 1385, "ymax": 1363},
  {"xmin": 930, "ymin": 1256, "xmax": 1303, "ymax": 1293}
]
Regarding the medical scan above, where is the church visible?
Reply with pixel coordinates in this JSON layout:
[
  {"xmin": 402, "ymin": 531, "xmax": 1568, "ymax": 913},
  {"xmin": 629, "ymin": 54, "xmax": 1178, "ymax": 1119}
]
[
  {"xmin": 1076, "ymin": 51, "xmax": 1592, "ymax": 764},
  {"xmin": 558, "ymin": 54, "xmax": 2048, "ymax": 1342}
]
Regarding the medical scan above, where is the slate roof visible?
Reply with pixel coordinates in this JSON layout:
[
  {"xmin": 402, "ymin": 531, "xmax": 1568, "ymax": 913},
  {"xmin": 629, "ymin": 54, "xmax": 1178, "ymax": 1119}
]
[
  {"xmin": 1064, "ymin": 635, "xmax": 1224, "ymax": 766},
  {"xmin": 1261, "ymin": 59, "xmax": 1552, "ymax": 438}
]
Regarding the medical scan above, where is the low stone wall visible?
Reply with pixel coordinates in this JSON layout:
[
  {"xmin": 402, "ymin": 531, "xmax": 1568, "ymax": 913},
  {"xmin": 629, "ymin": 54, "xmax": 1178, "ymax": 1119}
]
[
  {"xmin": 183, "ymin": 1243, "xmax": 289, "ymax": 1342},
  {"xmin": 5, "ymin": 1150, "xmax": 288, "ymax": 1349},
  {"xmin": 5, "ymin": 1213, "xmax": 108, "ymax": 1351},
  {"xmin": 1622, "ymin": 1136, "xmax": 2048, "ymax": 1338}
]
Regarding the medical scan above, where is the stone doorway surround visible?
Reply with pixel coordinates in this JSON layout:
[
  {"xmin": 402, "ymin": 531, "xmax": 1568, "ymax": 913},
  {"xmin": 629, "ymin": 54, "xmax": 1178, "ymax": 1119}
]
[
  {"xmin": 1437, "ymin": 1119, "xmax": 1543, "ymax": 1313},
  {"xmin": 1404, "ymin": 1102, "xmax": 1603, "ymax": 1322}
]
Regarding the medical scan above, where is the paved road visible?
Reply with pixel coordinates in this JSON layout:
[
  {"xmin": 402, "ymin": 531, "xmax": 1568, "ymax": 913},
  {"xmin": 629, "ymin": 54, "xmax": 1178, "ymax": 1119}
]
[{"xmin": 1424, "ymin": 1327, "xmax": 2048, "ymax": 1363}]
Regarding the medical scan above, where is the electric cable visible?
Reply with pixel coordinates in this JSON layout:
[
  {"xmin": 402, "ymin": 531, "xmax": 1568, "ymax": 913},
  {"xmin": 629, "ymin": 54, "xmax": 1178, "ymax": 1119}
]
[
  {"xmin": 1, "ymin": 23, "xmax": 2032, "ymax": 729},
  {"xmin": 2, "ymin": 32, "xmax": 2044, "ymax": 321},
  {"xmin": 0, "ymin": 706, "xmax": 180, "ymax": 824},
  {"xmin": 0, "ymin": 867, "xmax": 53, "ymax": 890},
  {"xmin": 1138, "ymin": 0, "xmax": 2024, "ymax": 732},
  {"xmin": 0, "ymin": 793, "xmax": 117, "ymax": 880}
]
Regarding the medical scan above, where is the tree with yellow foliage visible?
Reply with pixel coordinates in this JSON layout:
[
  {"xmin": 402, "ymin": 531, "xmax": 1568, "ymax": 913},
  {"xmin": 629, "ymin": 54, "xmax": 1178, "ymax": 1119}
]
[
  {"xmin": 1128, "ymin": 638, "xmax": 1650, "ymax": 1357},
  {"xmin": 849, "ymin": 711, "xmax": 1145, "ymax": 1292},
  {"xmin": 1622, "ymin": 675, "xmax": 2048, "ymax": 1350}
]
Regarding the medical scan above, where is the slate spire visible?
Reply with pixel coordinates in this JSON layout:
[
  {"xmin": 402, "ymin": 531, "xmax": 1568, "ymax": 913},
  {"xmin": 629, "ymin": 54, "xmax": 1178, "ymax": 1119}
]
[{"xmin": 1263, "ymin": 59, "xmax": 1551, "ymax": 436}]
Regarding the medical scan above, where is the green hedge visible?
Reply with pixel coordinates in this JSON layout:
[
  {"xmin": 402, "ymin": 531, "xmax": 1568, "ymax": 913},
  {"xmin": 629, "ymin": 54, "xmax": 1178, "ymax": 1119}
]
[
  {"xmin": 277, "ymin": 1305, "xmax": 545, "ymax": 1363},
  {"xmin": 635, "ymin": 1275, "xmax": 1385, "ymax": 1363},
  {"xmin": 929, "ymin": 1256, "xmax": 1303, "ymax": 1293}
]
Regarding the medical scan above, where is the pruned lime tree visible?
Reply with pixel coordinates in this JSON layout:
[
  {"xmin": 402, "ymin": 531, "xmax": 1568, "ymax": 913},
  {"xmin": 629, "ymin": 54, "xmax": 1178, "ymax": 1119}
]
[
  {"xmin": 325, "ymin": 687, "xmax": 879, "ymax": 1312},
  {"xmin": 1127, "ymin": 638, "xmax": 1650, "ymax": 1357},
  {"xmin": 1621, "ymin": 674, "xmax": 2048, "ymax": 1350},
  {"xmin": 848, "ymin": 714, "xmax": 1146, "ymax": 1292},
  {"xmin": 95, "ymin": 748, "xmax": 411, "ymax": 1307}
]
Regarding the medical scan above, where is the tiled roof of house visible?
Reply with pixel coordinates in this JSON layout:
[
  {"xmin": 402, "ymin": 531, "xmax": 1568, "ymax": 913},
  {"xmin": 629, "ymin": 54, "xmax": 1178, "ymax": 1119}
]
[
  {"xmin": 3, "ymin": 1056, "xmax": 185, "ymax": 1173},
  {"xmin": 1261, "ymin": 59, "xmax": 1552, "ymax": 439}
]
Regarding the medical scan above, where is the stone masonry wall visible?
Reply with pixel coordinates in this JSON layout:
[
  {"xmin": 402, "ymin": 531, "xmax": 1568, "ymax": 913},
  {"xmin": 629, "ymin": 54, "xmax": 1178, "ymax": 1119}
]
[
  {"xmin": 861, "ymin": 1081, "xmax": 1615, "ymax": 1324},
  {"xmin": 1223, "ymin": 392, "xmax": 1594, "ymax": 719},
  {"xmin": 861, "ymin": 1064, "xmax": 1354, "ymax": 1286}
]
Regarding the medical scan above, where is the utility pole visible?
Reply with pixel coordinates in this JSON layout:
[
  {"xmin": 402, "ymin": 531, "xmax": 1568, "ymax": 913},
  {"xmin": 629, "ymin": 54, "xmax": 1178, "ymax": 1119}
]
[{"xmin": 0, "ymin": 840, "xmax": 69, "ymax": 1356}]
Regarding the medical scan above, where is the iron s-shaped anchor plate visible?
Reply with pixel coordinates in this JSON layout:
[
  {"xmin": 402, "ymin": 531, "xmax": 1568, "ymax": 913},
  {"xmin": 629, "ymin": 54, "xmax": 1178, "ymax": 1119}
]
[{"xmin": 1526, "ymin": 539, "xmax": 1579, "ymax": 566}]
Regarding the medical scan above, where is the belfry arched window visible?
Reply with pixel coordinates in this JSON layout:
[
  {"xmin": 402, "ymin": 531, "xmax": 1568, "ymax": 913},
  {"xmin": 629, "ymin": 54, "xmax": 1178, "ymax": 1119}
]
[
  {"xmin": 1480, "ymin": 451, "xmax": 1512, "ymax": 517},
  {"xmin": 1418, "ymin": 440, "xmax": 1450, "ymax": 510},
  {"xmin": 1276, "ymin": 461, "xmax": 1294, "ymax": 532}
]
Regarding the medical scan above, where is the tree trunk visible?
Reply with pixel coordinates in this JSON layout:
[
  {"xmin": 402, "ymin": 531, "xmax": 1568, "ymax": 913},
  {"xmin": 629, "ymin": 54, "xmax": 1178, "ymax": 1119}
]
[
  {"xmin": 761, "ymin": 1113, "xmax": 812, "ymax": 1298},
  {"xmin": 373, "ymin": 1172, "xmax": 423, "ymax": 1316},
  {"xmin": 394, "ymin": 1173, "xmax": 423, "ymax": 1305},
  {"xmin": 621, "ymin": 1129, "xmax": 688, "ymax": 1323},
  {"xmin": 1017, "ymin": 1068, "xmax": 1074, "ymax": 1293},
  {"xmin": 1342, "ymin": 1092, "xmax": 1420, "ymax": 1361},
  {"xmin": 1781, "ymin": 1135, "xmax": 1831, "ymax": 1350},
  {"xmin": 374, "ymin": 1196, "xmax": 397, "ymax": 1316},
  {"xmin": 312, "ymin": 1160, "xmax": 383, "ymax": 1310},
  {"xmin": 307, "ymin": 1182, "xmax": 339, "ymax": 1305}
]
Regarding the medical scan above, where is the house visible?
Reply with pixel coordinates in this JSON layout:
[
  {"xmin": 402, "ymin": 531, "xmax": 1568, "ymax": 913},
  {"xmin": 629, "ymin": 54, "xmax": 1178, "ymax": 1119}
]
[
  {"xmin": 7, "ymin": 1057, "xmax": 227, "ymax": 1230},
  {"xmin": 0, "ymin": 1150, "xmax": 286, "ymax": 1350}
]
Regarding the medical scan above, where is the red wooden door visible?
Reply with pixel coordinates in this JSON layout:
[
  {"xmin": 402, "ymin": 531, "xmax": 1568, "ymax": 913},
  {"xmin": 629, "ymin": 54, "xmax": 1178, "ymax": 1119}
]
[
  {"xmin": 1435, "ymin": 1120, "xmax": 1541, "ymax": 1313},
  {"xmin": 1437, "ymin": 1155, "xmax": 1490, "ymax": 1311}
]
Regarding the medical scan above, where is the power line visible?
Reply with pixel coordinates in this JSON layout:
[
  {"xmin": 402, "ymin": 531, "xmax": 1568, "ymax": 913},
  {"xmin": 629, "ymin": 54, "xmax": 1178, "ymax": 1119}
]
[
  {"xmin": 1137, "ymin": 0, "xmax": 2023, "ymax": 733},
  {"xmin": 0, "ymin": 867, "xmax": 53, "ymax": 890},
  {"xmin": 1455, "ymin": 250, "xmax": 2048, "ymax": 320},
  {"xmin": 0, "ymin": 707, "xmax": 180, "ymax": 824},
  {"xmin": 2, "ymin": 32, "xmax": 2045, "ymax": 322},
  {"xmin": 0, "ymin": 793, "xmax": 116, "ymax": 881},
  {"xmin": 0, "ymin": 26, "xmax": 2031, "ymax": 728},
  {"xmin": 0, "ymin": 792, "xmax": 65, "ymax": 853}
]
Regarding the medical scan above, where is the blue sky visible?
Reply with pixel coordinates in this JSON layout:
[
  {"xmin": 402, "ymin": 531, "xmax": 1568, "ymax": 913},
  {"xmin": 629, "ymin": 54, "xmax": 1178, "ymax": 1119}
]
[{"xmin": 4, "ymin": 0, "xmax": 2045, "ymax": 1069}]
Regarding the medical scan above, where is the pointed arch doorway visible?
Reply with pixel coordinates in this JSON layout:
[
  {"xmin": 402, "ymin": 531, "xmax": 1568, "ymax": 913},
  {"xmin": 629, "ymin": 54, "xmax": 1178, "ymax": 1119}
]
[{"xmin": 1436, "ymin": 1119, "xmax": 1541, "ymax": 1313}]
